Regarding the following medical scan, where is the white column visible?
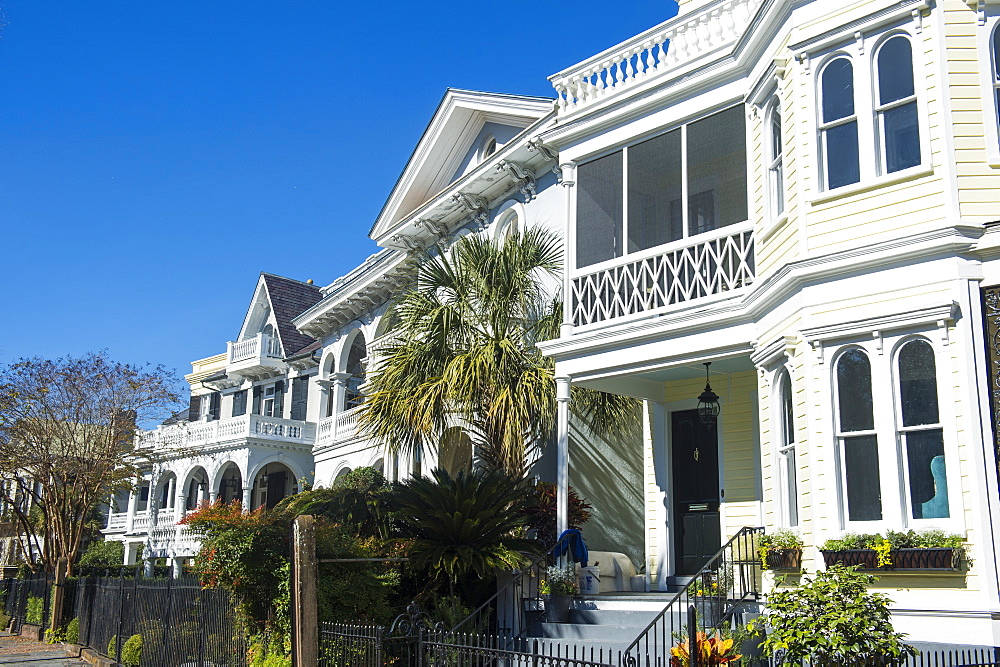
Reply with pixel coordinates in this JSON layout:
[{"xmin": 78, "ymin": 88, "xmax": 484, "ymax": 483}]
[
  {"xmin": 175, "ymin": 494, "xmax": 187, "ymax": 523},
  {"xmin": 556, "ymin": 376, "xmax": 572, "ymax": 537},
  {"xmin": 242, "ymin": 485, "xmax": 252, "ymax": 511},
  {"xmin": 331, "ymin": 372, "xmax": 351, "ymax": 423},
  {"xmin": 167, "ymin": 477, "xmax": 176, "ymax": 510},
  {"xmin": 172, "ymin": 557, "xmax": 184, "ymax": 579},
  {"xmin": 125, "ymin": 488, "xmax": 139, "ymax": 534},
  {"xmin": 559, "ymin": 163, "xmax": 576, "ymax": 338}
]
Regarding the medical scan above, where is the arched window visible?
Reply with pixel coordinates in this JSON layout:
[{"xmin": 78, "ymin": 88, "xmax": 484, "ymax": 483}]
[
  {"xmin": 776, "ymin": 369, "xmax": 798, "ymax": 526},
  {"xmin": 896, "ymin": 339, "xmax": 948, "ymax": 519},
  {"xmin": 480, "ymin": 135, "xmax": 497, "ymax": 161},
  {"xmin": 992, "ymin": 25, "xmax": 1000, "ymax": 133},
  {"xmin": 835, "ymin": 348, "xmax": 881, "ymax": 522},
  {"xmin": 767, "ymin": 102, "xmax": 784, "ymax": 218},
  {"xmin": 876, "ymin": 36, "xmax": 920, "ymax": 174},
  {"xmin": 820, "ymin": 57, "xmax": 860, "ymax": 190},
  {"xmin": 344, "ymin": 333, "xmax": 367, "ymax": 410}
]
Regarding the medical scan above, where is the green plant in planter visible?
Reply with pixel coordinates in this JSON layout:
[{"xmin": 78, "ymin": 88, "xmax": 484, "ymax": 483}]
[
  {"xmin": 540, "ymin": 566, "xmax": 578, "ymax": 595},
  {"xmin": 752, "ymin": 564, "xmax": 916, "ymax": 666},
  {"xmin": 758, "ymin": 529, "xmax": 803, "ymax": 568},
  {"xmin": 822, "ymin": 529, "xmax": 971, "ymax": 569}
]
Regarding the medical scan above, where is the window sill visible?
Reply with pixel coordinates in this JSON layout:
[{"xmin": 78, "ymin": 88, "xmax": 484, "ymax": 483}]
[
  {"xmin": 809, "ymin": 164, "xmax": 934, "ymax": 206},
  {"xmin": 760, "ymin": 213, "xmax": 789, "ymax": 244}
]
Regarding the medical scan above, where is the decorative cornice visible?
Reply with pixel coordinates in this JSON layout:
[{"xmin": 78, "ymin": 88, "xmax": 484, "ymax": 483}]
[
  {"xmin": 450, "ymin": 192, "xmax": 489, "ymax": 230},
  {"xmin": 750, "ymin": 335, "xmax": 797, "ymax": 369},
  {"xmin": 801, "ymin": 303, "xmax": 958, "ymax": 364}
]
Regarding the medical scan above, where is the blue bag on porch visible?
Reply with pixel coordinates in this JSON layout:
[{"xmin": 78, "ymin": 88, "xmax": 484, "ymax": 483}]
[{"xmin": 552, "ymin": 529, "xmax": 589, "ymax": 566}]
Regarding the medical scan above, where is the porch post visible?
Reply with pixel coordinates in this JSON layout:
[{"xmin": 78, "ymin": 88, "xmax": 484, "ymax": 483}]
[
  {"xmin": 175, "ymin": 494, "xmax": 187, "ymax": 523},
  {"xmin": 242, "ymin": 485, "xmax": 253, "ymax": 511},
  {"xmin": 331, "ymin": 372, "xmax": 351, "ymax": 433},
  {"xmin": 556, "ymin": 376, "xmax": 572, "ymax": 536},
  {"xmin": 125, "ymin": 487, "xmax": 138, "ymax": 534},
  {"xmin": 167, "ymin": 476, "xmax": 176, "ymax": 509},
  {"xmin": 559, "ymin": 162, "xmax": 576, "ymax": 338}
]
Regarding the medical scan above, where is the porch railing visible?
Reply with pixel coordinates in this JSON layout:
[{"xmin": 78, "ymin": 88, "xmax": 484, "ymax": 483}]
[
  {"xmin": 228, "ymin": 332, "xmax": 282, "ymax": 364},
  {"xmin": 316, "ymin": 405, "xmax": 364, "ymax": 447},
  {"xmin": 620, "ymin": 526, "xmax": 764, "ymax": 665},
  {"xmin": 570, "ymin": 223, "xmax": 754, "ymax": 327},
  {"xmin": 549, "ymin": 0, "xmax": 764, "ymax": 116},
  {"xmin": 138, "ymin": 413, "xmax": 316, "ymax": 451}
]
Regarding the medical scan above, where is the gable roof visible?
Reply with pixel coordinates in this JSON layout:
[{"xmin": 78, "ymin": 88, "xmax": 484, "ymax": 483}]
[
  {"xmin": 369, "ymin": 88, "xmax": 552, "ymax": 246},
  {"xmin": 260, "ymin": 273, "xmax": 323, "ymax": 356}
]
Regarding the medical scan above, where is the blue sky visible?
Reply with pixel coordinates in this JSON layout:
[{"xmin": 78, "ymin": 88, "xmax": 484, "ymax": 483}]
[{"xmin": 0, "ymin": 1, "xmax": 678, "ymax": 379}]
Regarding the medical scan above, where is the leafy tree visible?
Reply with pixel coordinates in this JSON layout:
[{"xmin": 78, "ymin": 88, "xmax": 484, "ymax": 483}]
[
  {"xmin": 755, "ymin": 564, "xmax": 916, "ymax": 665},
  {"xmin": 78, "ymin": 539, "xmax": 126, "ymax": 568},
  {"xmin": 0, "ymin": 352, "xmax": 180, "ymax": 576},
  {"xmin": 359, "ymin": 227, "xmax": 638, "ymax": 476},
  {"xmin": 394, "ymin": 468, "xmax": 538, "ymax": 598},
  {"xmin": 277, "ymin": 467, "xmax": 393, "ymax": 538}
]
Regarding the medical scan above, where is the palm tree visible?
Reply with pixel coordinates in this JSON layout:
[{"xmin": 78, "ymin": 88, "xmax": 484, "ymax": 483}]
[
  {"xmin": 359, "ymin": 226, "xmax": 637, "ymax": 476},
  {"xmin": 394, "ymin": 467, "xmax": 537, "ymax": 598}
]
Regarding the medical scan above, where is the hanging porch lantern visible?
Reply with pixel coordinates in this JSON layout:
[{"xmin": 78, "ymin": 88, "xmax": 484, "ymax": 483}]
[{"xmin": 697, "ymin": 362, "xmax": 721, "ymax": 428}]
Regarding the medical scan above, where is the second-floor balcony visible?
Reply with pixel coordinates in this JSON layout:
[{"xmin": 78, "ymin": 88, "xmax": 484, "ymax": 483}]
[
  {"xmin": 138, "ymin": 413, "xmax": 316, "ymax": 452},
  {"xmin": 226, "ymin": 333, "xmax": 283, "ymax": 376},
  {"xmin": 317, "ymin": 405, "xmax": 363, "ymax": 449},
  {"xmin": 570, "ymin": 222, "xmax": 754, "ymax": 328}
]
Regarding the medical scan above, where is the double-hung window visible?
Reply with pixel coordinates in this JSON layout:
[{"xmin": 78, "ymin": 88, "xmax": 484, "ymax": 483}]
[
  {"xmin": 776, "ymin": 368, "xmax": 799, "ymax": 526},
  {"xmin": 831, "ymin": 335, "xmax": 952, "ymax": 528},
  {"xmin": 816, "ymin": 31, "xmax": 923, "ymax": 192},
  {"xmin": 767, "ymin": 104, "xmax": 785, "ymax": 219}
]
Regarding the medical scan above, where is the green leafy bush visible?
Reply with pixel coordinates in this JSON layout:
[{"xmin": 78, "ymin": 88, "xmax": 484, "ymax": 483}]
[
  {"xmin": 78, "ymin": 540, "xmax": 126, "ymax": 568},
  {"xmin": 25, "ymin": 594, "xmax": 44, "ymax": 626},
  {"xmin": 822, "ymin": 529, "xmax": 971, "ymax": 567},
  {"xmin": 65, "ymin": 617, "xmax": 79, "ymax": 644},
  {"xmin": 279, "ymin": 467, "xmax": 393, "ymax": 538},
  {"xmin": 753, "ymin": 564, "xmax": 916, "ymax": 665},
  {"xmin": 247, "ymin": 634, "xmax": 291, "ymax": 667},
  {"xmin": 759, "ymin": 529, "xmax": 802, "ymax": 550},
  {"xmin": 120, "ymin": 634, "xmax": 142, "ymax": 666}
]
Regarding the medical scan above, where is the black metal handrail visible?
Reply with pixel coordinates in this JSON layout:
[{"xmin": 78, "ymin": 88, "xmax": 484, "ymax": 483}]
[
  {"xmin": 447, "ymin": 535, "xmax": 567, "ymax": 637},
  {"xmin": 620, "ymin": 526, "xmax": 765, "ymax": 665}
]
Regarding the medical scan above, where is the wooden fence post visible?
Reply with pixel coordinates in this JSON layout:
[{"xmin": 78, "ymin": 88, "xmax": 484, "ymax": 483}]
[
  {"xmin": 49, "ymin": 558, "xmax": 67, "ymax": 634},
  {"xmin": 292, "ymin": 515, "xmax": 318, "ymax": 667}
]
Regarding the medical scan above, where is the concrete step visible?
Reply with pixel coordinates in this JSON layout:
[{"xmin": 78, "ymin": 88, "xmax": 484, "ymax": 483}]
[{"xmin": 568, "ymin": 608, "xmax": 661, "ymax": 627}]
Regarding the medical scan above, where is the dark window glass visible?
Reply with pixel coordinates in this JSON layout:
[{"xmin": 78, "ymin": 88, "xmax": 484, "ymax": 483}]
[
  {"xmin": 883, "ymin": 103, "xmax": 920, "ymax": 173},
  {"xmin": 994, "ymin": 25, "xmax": 1000, "ymax": 79},
  {"xmin": 628, "ymin": 129, "xmax": 682, "ymax": 251},
  {"xmin": 779, "ymin": 369, "xmax": 798, "ymax": 527},
  {"xmin": 837, "ymin": 348, "xmax": 874, "ymax": 432},
  {"xmin": 785, "ymin": 448, "xmax": 799, "ymax": 526},
  {"xmin": 577, "ymin": 151, "xmax": 624, "ymax": 267},
  {"xmin": 771, "ymin": 110, "xmax": 784, "ymax": 215},
  {"xmin": 345, "ymin": 334, "xmax": 367, "ymax": 409},
  {"xmin": 898, "ymin": 339, "xmax": 939, "ymax": 426},
  {"xmin": 844, "ymin": 435, "xmax": 883, "ymax": 521},
  {"xmin": 826, "ymin": 122, "xmax": 861, "ymax": 189},
  {"xmin": 290, "ymin": 377, "xmax": 309, "ymax": 421},
  {"xmin": 905, "ymin": 430, "xmax": 948, "ymax": 519},
  {"xmin": 822, "ymin": 58, "xmax": 855, "ymax": 123},
  {"xmin": 878, "ymin": 37, "xmax": 915, "ymax": 105},
  {"xmin": 686, "ymin": 107, "xmax": 748, "ymax": 232}
]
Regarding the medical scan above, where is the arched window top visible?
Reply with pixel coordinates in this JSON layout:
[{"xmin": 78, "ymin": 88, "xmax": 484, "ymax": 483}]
[
  {"xmin": 897, "ymin": 338, "xmax": 939, "ymax": 427},
  {"xmin": 345, "ymin": 332, "xmax": 367, "ymax": 375},
  {"xmin": 877, "ymin": 35, "xmax": 915, "ymax": 106},
  {"xmin": 769, "ymin": 106, "xmax": 783, "ymax": 163},
  {"xmin": 836, "ymin": 348, "xmax": 874, "ymax": 432},
  {"xmin": 777, "ymin": 368, "xmax": 794, "ymax": 446},
  {"xmin": 480, "ymin": 135, "xmax": 497, "ymax": 161},
  {"xmin": 992, "ymin": 23, "xmax": 1000, "ymax": 81},
  {"xmin": 821, "ymin": 57, "xmax": 855, "ymax": 123}
]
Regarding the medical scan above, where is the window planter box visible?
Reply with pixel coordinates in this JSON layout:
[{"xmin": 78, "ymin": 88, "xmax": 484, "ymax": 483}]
[
  {"xmin": 764, "ymin": 548, "xmax": 802, "ymax": 570},
  {"xmin": 821, "ymin": 548, "xmax": 962, "ymax": 571}
]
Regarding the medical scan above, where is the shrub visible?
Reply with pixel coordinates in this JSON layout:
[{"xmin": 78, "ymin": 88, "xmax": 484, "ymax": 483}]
[
  {"xmin": 669, "ymin": 631, "xmax": 742, "ymax": 666},
  {"xmin": 523, "ymin": 481, "xmax": 592, "ymax": 544},
  {"xmin": 65, "ymin": 617, "xmax": 79, "ymax": 644},
  {"xmin": 247, "ymin": 633, "xmax": 291, "ymax": 667},
  {"xmin": 120, "ymin": 634, "xmax": 142, "ymax": 666},
  {"xmin": 279, "ymin": 467, "xmax": 393, "ymax": 538},
  {"xmin": 758, "ymin": 529, "xmax": 803, "ymax": 567},
  {"xmin": 753, "ymin": 564, "xmax": 916, "ymax": 665},
  {"xmin": 315, "ymin": 523, "xmax": 403, "ymax": 626},
  {"xmin": 78, "ymin": 540, "xmax": 126, "ymax": 568},
  {"xmin": 25, "ymin": 594, "xmax": 44, "ymax": 626}
]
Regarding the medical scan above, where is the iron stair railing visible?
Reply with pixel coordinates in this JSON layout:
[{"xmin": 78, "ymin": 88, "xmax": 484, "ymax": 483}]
[{"xmin": 620, "ymin": 526, "xmax": 765, "ymax": 666}]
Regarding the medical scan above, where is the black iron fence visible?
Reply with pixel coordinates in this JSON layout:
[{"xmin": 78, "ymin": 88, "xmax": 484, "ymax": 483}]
[{"xmin": 1, "ymin": 573, "xmax": 247, "ymax": 666}]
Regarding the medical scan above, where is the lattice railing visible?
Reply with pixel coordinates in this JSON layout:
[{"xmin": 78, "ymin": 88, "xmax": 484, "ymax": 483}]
[{"xmin": 571, "ymin": 225, "xmax": 754, "ymax": 327}]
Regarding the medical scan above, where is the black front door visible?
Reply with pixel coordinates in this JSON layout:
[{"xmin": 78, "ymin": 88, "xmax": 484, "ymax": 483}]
[{"xmin": 671, "ymin": 409, "xmax": 721, "ymax": 575}]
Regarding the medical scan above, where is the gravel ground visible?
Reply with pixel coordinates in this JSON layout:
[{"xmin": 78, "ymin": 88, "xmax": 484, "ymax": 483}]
[{"xmin": 0, "ymin": 633, "xmax": 87, "ymax": 665}]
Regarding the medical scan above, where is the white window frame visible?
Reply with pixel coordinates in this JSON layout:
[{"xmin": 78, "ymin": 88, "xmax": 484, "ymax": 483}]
[
  {"xmin": 828, "ymin": 333, "xmax": 961, "ymax": 533},
  {"xmin": 808, "ymin": 19, "xmax": 932, "ymax": 195},
  {"xmin": 872, "ymin": 32, "xmax": 922, "ymax": 176},
  {"xmin": 765, "ymin": 98, "xmax": 785, "ymax": 221},
  {"xmin": 817, "ymin": 54, "xmax": 861, "ymax": 191},
  {"xmin": 774, "ymin": 367, "xmax": 799, "ymax": 527},
  {"xmin": 976, "ymin": 11, "xmax": 1000, "ymax": 166}
]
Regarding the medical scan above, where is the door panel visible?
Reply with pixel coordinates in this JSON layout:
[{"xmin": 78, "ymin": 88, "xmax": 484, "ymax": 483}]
[{"xmin": 671, "ymin": 410, "xmax": 721, "ymax": 575}]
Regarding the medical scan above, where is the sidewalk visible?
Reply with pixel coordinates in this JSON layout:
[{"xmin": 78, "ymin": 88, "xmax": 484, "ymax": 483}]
[{"xmin": 0, "ymin": 632, "xmax": 87, "ymax": 666}]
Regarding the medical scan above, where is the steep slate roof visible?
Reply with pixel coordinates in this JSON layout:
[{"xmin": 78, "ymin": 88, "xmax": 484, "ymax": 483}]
[{"xmin": 261, "ymin": 273, "xmax": 323, "ymax": 357}]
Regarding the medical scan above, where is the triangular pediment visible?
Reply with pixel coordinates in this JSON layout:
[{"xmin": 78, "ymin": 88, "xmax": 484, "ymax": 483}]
[
  {"xmin": 236, "ymin": 273, "xmax": 322, "ymax": 358},
  {"xmin": 369, "ymin": 89, "xmax": 552, "ymax": 245}
]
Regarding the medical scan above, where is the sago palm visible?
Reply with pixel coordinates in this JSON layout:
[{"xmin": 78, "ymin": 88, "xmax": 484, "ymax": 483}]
[
  {"xmin": 358, "ymin": 226, "xmax": 637, "ymax": 475},
  {"xmin": 394, "ymin": 467, "xmax": 538, "ymax": 597}
]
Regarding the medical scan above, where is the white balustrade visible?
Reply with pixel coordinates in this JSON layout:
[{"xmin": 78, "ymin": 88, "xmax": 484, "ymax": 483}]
[
  {"xmin": 571, "ymin": 223, "xmax": 755, "ymax": 327},
  {"xmin": 227, "ymin": 333, "xmax": 283, "ymax": 365},
  {"xmin": 106, "ymin": 512, "xmax": 127, "ymax": 530},
  {"xmin": 137, "ymin": 414, "xmax": 314, "ymax": 452},
  {"xmin": 549, "ymin": 0, "xmax": 762, "ymax": 115},
  {"xmin": 130, "ymin": 511, "xmax": 151, "ymax": 534},
  {"xmin": 335, "ymin": 406, "xmax": 362, "ymax": 440}
]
